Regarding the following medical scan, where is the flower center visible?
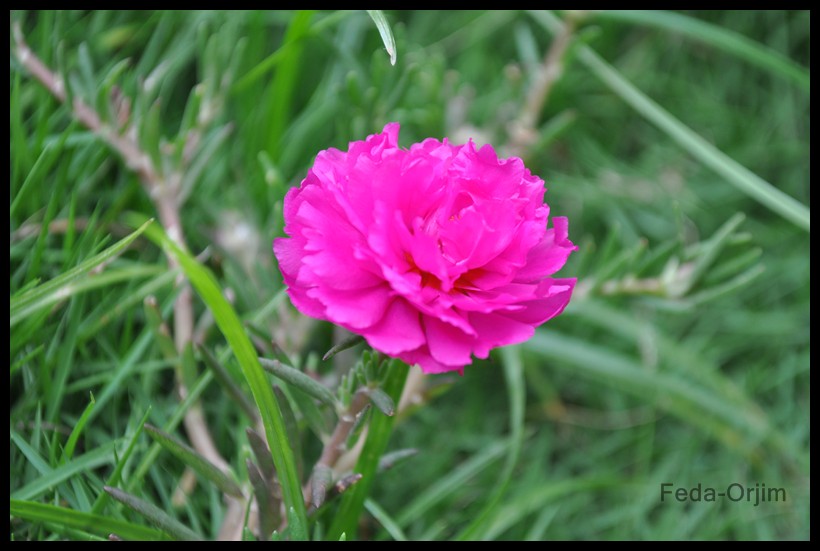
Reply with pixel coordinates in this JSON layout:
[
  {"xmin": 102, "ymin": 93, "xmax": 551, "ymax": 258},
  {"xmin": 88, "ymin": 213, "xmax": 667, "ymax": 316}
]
[{"xmin": 403, "ymin": 251, "xmax": 445, "ymax": 292}]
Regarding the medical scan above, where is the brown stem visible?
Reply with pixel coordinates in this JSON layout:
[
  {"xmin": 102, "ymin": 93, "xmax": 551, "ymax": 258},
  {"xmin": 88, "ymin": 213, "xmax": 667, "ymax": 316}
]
[
  {"xmin": 316, "ymin": 390, "xmax": 372, "ymax": 471},
  {"xmin": 13, "ymin": 23, "xmax": 159, "ymax": 189},
  {"xmin": 302, "ymin": 388, "xmax": 372, "ymax": 516},
  {"xmin": 507, "ymin": 15, "xmax": 578, "ymax": 158},
  {"xmin": 13, "ymin": 19, "xmax": 234, "ymax": 497}
]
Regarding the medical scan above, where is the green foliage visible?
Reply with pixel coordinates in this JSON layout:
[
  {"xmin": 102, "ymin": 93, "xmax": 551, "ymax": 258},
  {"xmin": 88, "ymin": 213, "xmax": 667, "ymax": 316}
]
[
  {"xmin": 10, "ymin": 9, "xmax": 808, "ymax": 541},
  {"xmin": 143, "ymin": 424, "xmax": 243, "ymax": 498}
]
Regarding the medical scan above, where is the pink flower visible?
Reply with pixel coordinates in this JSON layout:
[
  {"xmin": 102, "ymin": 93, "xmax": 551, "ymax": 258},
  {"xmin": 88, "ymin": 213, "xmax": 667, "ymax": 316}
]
[{"xmin": 274, "ymin": 123, "xmax": 576, "ymax": 374}]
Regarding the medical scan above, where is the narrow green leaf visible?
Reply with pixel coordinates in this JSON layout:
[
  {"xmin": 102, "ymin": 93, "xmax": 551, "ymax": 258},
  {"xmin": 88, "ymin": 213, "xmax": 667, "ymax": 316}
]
[
  {"xmin": 326, "ymin": 360, "xmax": 409, "ymax": 540},
  {"xmin": 198, "ymin": 346, "xmax": 258, "ymax": 421},
  {"xmin": 10, "ymin": 343, "xmax": 44, "ymax": 376},
  {"xmin": 273, "ymin": 386, "xmax": 303, "ymax": 480},
  {"xmin": 570, "ymin": 298, "xmax": 779, "ymax": 431},
  {"xmin": 456, "ymin": 346, "xmax": 526, "ymax": 540},
  {"xmin": 684, "ymin": 213, "xmax": 747, "ymax": 294},
  {"xmin": 11, "ymin": 441, "xmax": 117, "ymax": 501},
  {"xmin": 10, "ymin": 141, "xmax": 61, "ymax": 218},
  {"xmin": 144, "ymin": 424, "xmax": 243, "ymax": 499},
  {"xmin": 61, "ymin": 392, "xmax": 95, "ymax": 462},
  {"xmin": 180, "ymin": 342, "xmax": 198, "ymax": 392},
  {"xmin": 377, "ymin": 448, "xmax": 418, "ymax": 472},
  {"xmin": 104, "ymin": 486, "xmax": 203, "ymax": 541},
  {"xmin": 78, "ymin": 268, "xmax": 178, "ymax": 340},
  {"xmin": 259, "ymin": 357, "xmax": 337, "ymax": 408},
  {"xmin": 14, "ymin": 265, "xmax": 162, "ymax": 331},
  {"xmin": 232, "ymin": 11, "xmax": 353, "ymax": 93},
  {"xmin": 246, "ymin": 459, "xmax": 277, "ymax": 540},
  {"xmin": 246, "ymin": 427, "xmax": 276, "ymax": 481},
  {"xmin": 365, "ymin": 499, "xmax": 407, "ymax": 541},
  {"xmin": 10, "ymin": 219, "xmax": 154, "ymax": 326},
  {"xmin": 265, "ymin": 10, "xmax": 316, "ymax": 158},
  {"xmin": 323, "ymin": 334, "xmax": 365, "ymax": 361},
  {"xmin": 366, "ymin": 10, "xmax": 397, "ymax": 65},
  {"xmin": 531, "ymin": 109, "xmax": 577, "ymax": 152},
  {"xmin": 688, "ymin": 264, "xmax": 766, "ymax": 305},
  {"xmin": 702, "ymin": 247, "xmax": 762, "ymax": 286},
  {"xmin": 395, "ymin": 439, "xmax": 509, "ymax": 527},
  {"xmin": 346, "ymin": 403, "xmax": 372, "ymax": 449},
  {"xmin": 144, "ymin": 295, "xmax": 177, "ymax": 360},
  {"xmin": 88, "ymin": 326, "xmax": 158, "ymax": 423},
  {"xmin": 129, "ymin": 370, "xmax": 215, "ymax": 488},
  {"xmin": 287, "ymin": 506, "xmax": 308, "ymax": 542},
  {"xmin": 525, "ymin": 330, "xmax": 805, "ymax": 467},
  {"xmin": 76, "ymin": 42, "xmax": 96, "ymax": 98},
  {"xmin": 482, "ymin": 477, "xmax": 620, "ymax": 540},
  {"xmin": 178, "ymin": 123, "xmax": 234, "ymax": 205},
  {"xmin": 529, "ymin": 10, "xmax": 810, "ymax": 232},
  {"xmin": 9, "ymin": 429, "xmax": 51, "ymax": 476},
  {"xmin": 10, "ymin": 499, "xmax": 168, "ymax": 541},
  {"xmin": 127, "ymin": 213, "xmax": 308, "ymax": 532},
  {"xmin": 91, "ymin": 407, "xmax": 152, "ymax": 514},
  {"xmin": 367, "ymin": 387, "xmax": 395, "ymax": 417},
  {"xmin": 590, "ymin": 10, "xmax": 810, "ymax": 91}
]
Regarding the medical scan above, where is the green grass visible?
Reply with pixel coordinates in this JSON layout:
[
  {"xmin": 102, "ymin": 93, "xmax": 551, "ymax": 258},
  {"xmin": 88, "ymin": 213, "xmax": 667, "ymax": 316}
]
[{"xmin": 10, "ymin": 10, "xmax": 809, "ymax": 541}]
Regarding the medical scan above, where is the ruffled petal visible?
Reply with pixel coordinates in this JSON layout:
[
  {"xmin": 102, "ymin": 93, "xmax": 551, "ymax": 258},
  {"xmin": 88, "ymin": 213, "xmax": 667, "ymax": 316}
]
[
  {"xmin": 273, "ymin": 122, "xmax": 576, "ymax": 374},
  {"xmin": 361, "ymin": 298, "xmax": 426, "ymax": 355}
]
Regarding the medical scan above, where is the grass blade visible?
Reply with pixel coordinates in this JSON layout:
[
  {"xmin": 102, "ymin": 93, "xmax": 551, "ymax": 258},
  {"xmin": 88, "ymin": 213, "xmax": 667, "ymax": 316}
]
[
  {"xmin": 10, "ymin": 141, "xmax": 60, "ymax": 218},
  {"xmin": 481, "ymin": 477, "xmax": 620, "ymax": 540},
  {"xmin": 144, "ymin": 424, "xmax": 243, "ymax": 499},
  {"xmin": 129, "ymin": 370, "xmax": 214, "ymax": 487},
  {"xmin": 456, "ymin": 345, "xmax": 526, "ymax": 540},
  {"xmin": 10, "ymin": 219, "xmax": 155, "ymax": 326},
  {"xmin": 91, "ymin": 407, "xmax": 152, "ymax": 514},
  {"xmin": 365, "ymin": 499, "xmax": 407, "ymax": 541},
  {"xmin": 104, "ymin": 486, "xmax": 203, "ymax": 541},
  {"xmin": 265, "ymin": 10, "xmax": 316, "ymax": 158},
  {"xmin": 366, "ymin": 10, "xmax": 397, "ymax": 65},
  {"xmin": 529, "ymin": 11, "xmax": 810, "ymax": 232},
  {"xmin": 10, "ymin": 499, "xmax": 168, "ymax": 541},
  {"xmin": 11, "ymin": 441, "xmax": 118, "ymax": 501},
  {"xmin": 10, "ymin": 429, "xmax": 51, "ymax": 476},
  {"xmin": 61, "ymin": 392, "xmax": 95, "ymax": 462},
  {"xmin": 525, "ymin": 330, "xmax": 806, "ymax": 467},
  {"xmin": 590, "ymin": 10, "xmax": 810, "ymax": 91},
  {"xmin": 198, "ymin": 345, "xmax": 258, "ymax": 421},
  {"xmin": 128, "ymin": 213, "xmax": 308, "ymax": 533},
  {"xmin": 395, "ymin": 438, "xmax": 509, "ymax": 527}
]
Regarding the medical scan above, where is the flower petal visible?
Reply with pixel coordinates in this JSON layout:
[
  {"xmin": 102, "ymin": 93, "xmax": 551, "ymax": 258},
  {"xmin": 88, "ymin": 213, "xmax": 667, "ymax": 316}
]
[
  {"xmin": 424, "ymin": 316, "xmax": 475, "ymax": 367},
  {"xmin": 361, "ymin": 298, "xmax": 426, "ymax": 355},
  {"xmin": 273, "ymin": 122, "xmax": 576, "ymax": 374}
]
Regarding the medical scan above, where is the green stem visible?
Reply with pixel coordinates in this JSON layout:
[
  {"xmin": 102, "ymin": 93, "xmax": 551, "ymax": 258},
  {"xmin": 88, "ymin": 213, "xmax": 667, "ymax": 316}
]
[{"xmin": 326, "ymin": 360, "xmax": 410, "ymax": 540}]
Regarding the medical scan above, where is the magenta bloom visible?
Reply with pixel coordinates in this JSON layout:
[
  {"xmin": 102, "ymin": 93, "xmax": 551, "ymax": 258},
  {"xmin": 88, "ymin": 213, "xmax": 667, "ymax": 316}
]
[{"xmin": 274, "ymin": 123, "xmax": 576, "ymax": 374}]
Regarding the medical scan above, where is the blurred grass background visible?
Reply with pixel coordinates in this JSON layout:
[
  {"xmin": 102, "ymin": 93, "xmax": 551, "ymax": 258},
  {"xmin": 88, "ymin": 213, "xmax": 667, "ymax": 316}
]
[{"xmin": 9, "ymin": 10, "xmax": 809, "ymax": 540}]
